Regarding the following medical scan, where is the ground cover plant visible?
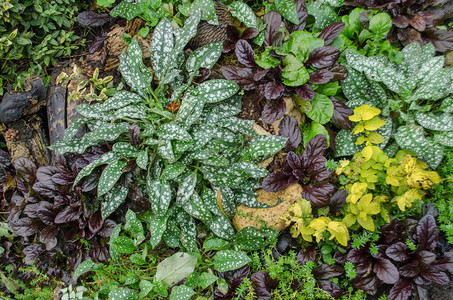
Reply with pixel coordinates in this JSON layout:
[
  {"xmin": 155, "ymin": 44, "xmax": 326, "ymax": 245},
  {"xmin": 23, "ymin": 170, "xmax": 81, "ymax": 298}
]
[{"xmin": 0, "ymin": 0, "xmax": 452, "ymax": 299}]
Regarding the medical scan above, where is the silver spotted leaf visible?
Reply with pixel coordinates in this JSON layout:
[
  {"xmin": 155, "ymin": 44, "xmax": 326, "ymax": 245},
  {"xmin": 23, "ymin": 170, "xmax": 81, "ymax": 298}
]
[
  {"xmin": 176, "ymin": 95, "xmax": 205, "ymax": 129},
  {"xmin": 157, "ymin": 123, "xmax": 193, "ymax": 142},
  {"xmin": 99, "ymin": 91, "xmax": 143, "ymax": 111},
  {"xmin": 213, "ymin": 250, "xmax": 251, "ymax": 272},
  {"xmin": 148, "ymin": 179, "xmax": 172, "ymax": 216},
  {"xmin": 334, "ymin": 129, "xmax": 361, "ymax": 157},
  {"xmin": 434, "ymin": 131, "xmax": 453, "ymax": 147},
  {"xmin": 98, "ymin": 160, "xmax": 127, "ymax": 197},
  {"xmin": 136, "ymin": 150, "xmax": 148, "ymax": 170},
  {"xmin": 112, "ymin": 142, "xmax": 140, "ymax": 157},
  {"xmin": 161, "ymin": 162, "xmax": 186, "ymax": 181},
  {"xmin": 228, "ymin": 1, "xmax": 258, "ymax": 29},
  {"xmin": 170, "ymin": 285, "xmax": 195, "ymax": 300},
  {"xmin": 204, "ymin": 214, "xmax": 235, "ymax": 240},
  {"xmin": 102, "ymin": 185, "xmax": 129, "ymax": 220},
  {"xmin": 186, "ymin": 41, "xmax": 222, "ymax": 74},
  {"xmin": 151, "ymin": 19, "xmax": 174, "ymax": 81},
  {"xmin": 240, "ymin": 135, "xmax": 287, "ymax": 161},
  {"xmin": 176, "ymin": 173, "xmax": 197, "ymax": 206},
  {"xmin": 193, "ymin": 79, "xmax": 239, "ymax": 103},
  {"xmin": 173, "ymin": 12, "xmax": 201, "ymax": 55},
  {"xmin": 183, "ymin": 192, "xmax": 212, "ymax": 221},
  {"xmin": 415, "ymin": 112, "xmax": 453, "ymax": 131},
  {"xmin": 394, "ymin": 124, "xmax": 444, "ymax": 168},
  {"xmin": 74, "ymin": 152, "xmax": 121, "ymax": 186}
]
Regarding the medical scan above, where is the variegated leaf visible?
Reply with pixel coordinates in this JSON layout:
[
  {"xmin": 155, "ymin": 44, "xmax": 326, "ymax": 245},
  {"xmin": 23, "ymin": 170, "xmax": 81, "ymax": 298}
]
[
  {"xmin": 148, "ymin": 179, "xmax": 172, "ymax": 216},
  {"xmin": 183, "ymin": 192, "xmax": 212, "ymax": 221},
  {"xmin": 193, "ymin": 79, "xmax": 239, "ymax": 103},
  {"xmin": 186, "ymin": 42, "xmax": 223, "ymax": 74},
  {"xmin": 99, "ymin": 91, "xmax": 143, "ymax": 111},
  {"xmin": 176, "ymin": 173, "xmax": 197, "ymax": 206},
  {"xmin": 240, "ymin": 135, "xmax": 287, "ymax": 161},
  {"xmin": 157, "ymin": 123, "xmax": 193, "ymax": 142},
  {"xmin": 102, "ymin": 185, "xmax": 129, "ymax": 219},
  {"xmin": 228, "ymin": 1, "xmax": 258, "ymax": 29},
  {"xmin": 173, "ymin": 12, "xmax": 201, "ymax": 55},
  {"xmin": 98, "ymin": 160, "xmax": 127, "ymax": 197},
  {"xmin": 415, "ymin": 112, "xmax": 453, "ymax": 131},
  {"xmin": 74, "ymin": 152, "xmax": 120, "ymax": 186},
  {"xmin": 335, "ymin": 129, "xmax": 361, "ymax": 157}
]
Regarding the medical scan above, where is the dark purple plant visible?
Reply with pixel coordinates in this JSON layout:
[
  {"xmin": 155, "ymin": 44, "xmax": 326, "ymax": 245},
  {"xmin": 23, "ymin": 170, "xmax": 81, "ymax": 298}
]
[
  {"xmin": 213, "ymin": 265, "xmax": 251, "ymax": 300},
  {"xmin": 262, "ymin": 134, "xmax": 335, "ymax": 207},
  {"xmin": 346, "ymin": 0, "xmax": 453, "ymax": 51}
]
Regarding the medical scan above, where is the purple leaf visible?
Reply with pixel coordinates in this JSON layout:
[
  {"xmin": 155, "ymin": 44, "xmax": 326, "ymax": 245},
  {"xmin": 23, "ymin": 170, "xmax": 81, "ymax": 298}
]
[
  {"xmin": 77, "ymin": 11, "xmax": 113, "ymax": 27},
  {"xmin": 310, "ymin": 167, "xmax": 333, "ymax": 182},
  {"xmin": 309, "ymin": 68, "xmax": 335, "ymax": 84},
  {"xmin": 352, "ymin": 275, "xmax": 378, "ymax": 293},
  {"xmin": 307, "ymin": 47, "xmax": 340, "ymax": 68},
  {"xmin": 98, "ymin": 219, "xmax": 117, "ymax": 238},
  {"xmin": 297, "ymin": 246, "xmax": 317, "ymax": 265},
  {"xmin": 329, "ymin": 189, "xmax": 347, "ymax": 213},
  {"xmin": 295, "ymin": 84, "xmax": 315, "ymax": 101},
  {"xmin": 317, "ymin": 22, "xmax": 345, "ymax": 45},
  {"xmin": 303, "ymin": 134, "xmax": 327, "ymax": 159},
  {"xmin": 254, "ymin": 68, "xmax": 271, "ymax": 81},
  {"xmin": 388, "ymin": 279, "xmax": 413, "ymax": 300},
  {"xmin": 330, "ymin": 97, "xmax": 353, "ymax": 129},
  {"xmin": 290, "ymin": 0, "xmax": 308, "ymax": 32},
  {"xmin": 318, "ymin": 281, "xmax": 342, "ymax": 299},
  {"xmin": 10, "ymin": 218, "xmax": 40, "ymax": 237},
  {"xmin": 263, "ymin": 11, "xmax": 282, "ymax": 47},
  {"xmin": 261, "ymin": 98, "xmax": 287, "ymax": 124},
  {"xmin": 89, "ymin": 34, "xmax": 108, "ymax": 54},
  {"xmin": 221, "ymin": 66, "xmax": 257, "ymax": 90},
  {"xmin": 373, "ymin": 258, "xmax": 399, "ymax": 284},
  {"xmin": 14, "ymin": 157, "xmax": 37, "ymax": 184},
  {"xmin": 304, "ymin": 155, "xmax": 328, "ymax": 171},
  {"xmin": 421, "ymin": 28, "xmax": 453, "ymax": 52},
  {"xmin": 242, "ymin": 28, "xmax": 259, "ymax": 40},
  {"xmin": 399, "ymin": 262, "xmax": 419, "ymax": 278},
  {"xmin": 302, "ymin": 182, "xmax": 334, "ymax": 207},
  {"xmin": 23, "ymin": 244, "xmax": 45, "ymax": 265},
  {"xmin": 416, "ymin": 215, "xmax": 438, "ymax": 252},
  {"xmin": 279, "ymin": 116, "xmax": 302, "ymax": 150},
  {"xmin": 386, "ymin": 242, "xmax": 410, "ymax": 262},
  {"xmin": 40, "ymin": 225, "xmax": 59, "ymax": 251},
  {"xmin": 23, "ymin": 203, "xmax": 39, "ymax": 219},
  {"xmin": 393, "ymin": 15, "xmax": 410, "ymax": 28},
  {"xmin": 262, "ymin": 172, "xmax": 291, "ymax": 192},
  {"xmin": 347, "ymin": 248, "xmax": 368, "ymax": 264},
  {"xmin": 251, "ymin": 271, "xmax": 278, "ymax": 300},
  {"xmin": 37, "ymin": 201, "xmax": 58, "ymax": 226},
  {"xmin": 420, "ymin": 266, "xmax": 449, "ymax": 284},
  {"xmin": 235, "ymin": 40, "xmax": 256, "ymax": 67},
  {"xmin": 433, "ymin": 250, "xmax": 453, "ymax": 275},
  {"xmin": 328, "ymin": 64, "xmax": 348, "ymax": 81},
  {"xmin": 313, "ymin": 264, "xmax": 344, "ymax": 280},
  {"xmin": 54, "ymin": 206, "xmax": 80, "ymax": 224},
  {"xmin": 417, "ymin": 250, "xmax": 436, "ymax": 264},
  {"xmin": 264, "ymin": 82, "xmax": 285, "ymax": 100},
  {"xmin": 88, "ymin": 210, "xmax": 103, "ymax": 234},
  {"xmin": 286, "ymin": 151, "xmax": 301, "ymax": 170}
]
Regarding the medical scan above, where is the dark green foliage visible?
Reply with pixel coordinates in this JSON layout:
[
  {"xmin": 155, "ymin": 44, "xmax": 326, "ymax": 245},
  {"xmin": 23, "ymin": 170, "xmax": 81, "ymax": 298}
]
[{"xmin": 0, "ymin": 0, "xmax": 84, "ymax": 94}]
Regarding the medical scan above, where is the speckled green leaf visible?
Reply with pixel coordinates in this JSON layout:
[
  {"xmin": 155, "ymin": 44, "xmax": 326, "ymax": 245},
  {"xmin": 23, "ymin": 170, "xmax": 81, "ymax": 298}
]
[
  {"xmin": 73, "ymin": 259, "xmax": 98, "ymax": 281},
  {"xmin": 108, "ymin": 287, "xmax": 138, "ymax": 300},
  {"xmin": 99, "ymin": 91, "xmax": 143, "ymax": 111},
  {"xmin": 151, "ymin": 19, "xmax": 174, "ymax": 81},
  {"xmin": 205, "ymin": 214, "xmax": 235, "ymax": 240},
  {"xmin": 139, "ymin": 280, "xmax": 154, "ymax": 298},
  {"xmin": 179, "ymin": 213, "xmax": 198, "ymax": 252},
  {"xmin": 434, "ymin": 131, "xmax": 453, "ymax": 147},
  {"xmin": 173, "ymin": 12, "xmax": 201, "ymax": 55},
  {"xmin": 111, "ymin": 236, "xmax": 135, "ymax": 254},
  {"xmin": 440, "ymin": 97, "xmax": 453, "ymax": 113},
  {"xmin": 235, "ymin": 189, "xmax": 271, "ymax": 208},
  {"xmin": 74, "ymin": 152, "xmax": 120, "ymax": 186},
  {"xmin": 394, "ymin": 124, "xmax": 444, "ymax": 168},
  {"xmin": 114, "ymin": 105, "xmax": 148, "ymax": 119},
  {"xmin": 213, "ymin": 250, "xmax": 251, "ymax": 272},
  {"xmin": 186, "ymin": 42, "xmax": 222, "ymax": 74},
  {"xmin": 124, "ymin": 209, "xmax": 144, "ymax": 239},
  {"xmin": 241, "ymin": 135, "xmax": 287, "ymax": 161},
  {"xmin": 102, "ymin": 185, "xmax": 129, "ymax": 219},
  {"xmin": 232, "ymin": 162, "xmax": 268, "ymax": 178},
  {"xmin": 217, "ymin": 117, "xmax": 255, "ymax": 136},
  {"xmin": 415, "ymin": 112, "xmax": 453, "ymax": 131},
  {"xmin": 148, "ymin": 179, "xmax": 172, "ymax": 216},
  {"xmin": 120, "ymin": 39, "xmax": 152, "ymax": 99},
  {"xmin": 155, "ymin": 252, "xmax": 197, "ymax": 286},
  {"xmin": 62, "ymin": 118, "xmax": 89, "ymax": 142},
  {"xmin": 306, "ymin": 1, "xmax": 339, "ymax": 31},
  {"xmin": 161, "ymin": 162, "xmax": 186, "ymax": 180},
  {"xmin": 184, "ymin": 192, "xmax": 212, "ymax": 221},
  {"xmin": 236, "ymin": 227, "xmax": 266, "ymax": 251},
  {"xmin": 98, "ymin": 160, "xmax": 127, "ymax": 197},
  {"xmin": 136, "ymin": 150, "xmax": 148, "ymax": 170},
  {"xmin": 157, "ymin": 123, "xmax": 193, "ymax": 142},
  {"xmin": 149, "ymin": 214, "xmax": 168, "ymax": 248},
  {"xmin": 228, "ymin": 1, "xmax": 258, "ymax": 29},
  {"xmin": 158, "ymin": 140, "xmax": 176, "ymax": 163},
  {"xmin": 170, "ymin": 285, "xmax": 195, "ymax": 300},
  {"xmin": 176, "ymin": 173, "xmax": 197, "ymax": 205},
  {"xmin": 335, "ymin": 129, "xmax": 360, "ymax": 157},
  {"xmin": 112, "ymin": 142, "xmax": 140, "ymax": 157},
  {"xmin": 109, "ymin": 224, "xmax": 122, "ymax": 262},
  {"xmin": 193, "ymin": 79, "xmax": 239, "ymax": 103},
  {"xmin": 275, "ymin": 0, "xmax": 299, "ymax": 24},
  {"xmin": 110, "ymin": 1, "xmax": 140, "ymax": 20}
]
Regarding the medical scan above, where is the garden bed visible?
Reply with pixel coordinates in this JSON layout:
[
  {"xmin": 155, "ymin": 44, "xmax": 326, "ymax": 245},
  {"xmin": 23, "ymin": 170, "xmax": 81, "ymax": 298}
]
[{"xmin": 0, "ymin": 0, "xmax": 453, "ymax": 299}]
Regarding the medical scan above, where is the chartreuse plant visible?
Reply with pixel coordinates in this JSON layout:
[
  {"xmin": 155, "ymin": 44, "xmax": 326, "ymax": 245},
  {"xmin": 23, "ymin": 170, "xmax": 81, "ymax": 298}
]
[
  {"xmin": 336, "ymin": 105, "xmax": 441, "ymax": 232},
  {"xmin": 337, "ymin": 42, "xmax": 453, "ymax": 168},
  {"xmin": 50, "ymin": 12, "xmax": 286, "ymax": 253},
  {"xmin": 282, "ymin": 198, "xmax": 350, "ymax": 246}
]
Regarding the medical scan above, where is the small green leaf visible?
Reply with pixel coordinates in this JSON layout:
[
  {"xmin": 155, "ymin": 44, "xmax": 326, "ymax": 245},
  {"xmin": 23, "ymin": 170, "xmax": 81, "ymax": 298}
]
[
  {"xmin": 124, "ymin": 210, "xmax": 144, "ymax": 238},
  {"xmin": 176, "ymin": 173, "xmax": 197, "ymax": 206},
  {"xmin": 111, "ymin": 236, "xmax": 136, "ymax": 254},
  {"xmin": 139, "ymin": 280, "xmax": 154, "ymax": 298},
  {"xmin": 136, "ymin": 150, "xmax": 148, "ymax": 170},
  {"xmin": 213, "ymin": 250, "xmax": 251, "ymax": 272},
  {"xmin": 203, "ymin": 236, "xmax": 230, "ymax": 251},
  {"xmin": 102, "ymin": 185, "xmax": 129, "ymax": 219},
  {"xmin": 73, "ymin": 260, "xmax": 97, "ymax": 281},
  {"xmin": 306, "ymin": 93, "xmax": 334, "ymax": 124},
  {"xmin": 236, "ymin": 227, "xmax": 266, "ymax": 251},
  {"xmin": 275, "ymin": 0, "xmax": 299, "ymax": 24},
  {"xmin": 170, "ymin": 285, "xmax": 195, "ymax": 300},
  {"xmin": 161, "ymin": 162, "xmax": 186, "ymax": 180},
  {"xmin": 108, "ymin": 287, "xmax": 138, "ymax": 300}
]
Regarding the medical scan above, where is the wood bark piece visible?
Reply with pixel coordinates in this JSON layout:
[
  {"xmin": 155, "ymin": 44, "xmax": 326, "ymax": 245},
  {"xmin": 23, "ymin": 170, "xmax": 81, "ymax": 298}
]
[
  {"xmin": 0, "ymin": 115, "xmax": 49, "ymax": 167},
  {"xmin": 233, "ymin": 183, "xmax": 303, "ymax": 231}
]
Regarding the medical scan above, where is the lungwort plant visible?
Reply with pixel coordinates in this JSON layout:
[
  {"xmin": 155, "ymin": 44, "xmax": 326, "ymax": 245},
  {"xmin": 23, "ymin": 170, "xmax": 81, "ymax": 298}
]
[
  {"xmin": 49, "ymin": 11, "xmax": 287, "ymax": 252},
  {"xmin": 336, "ymin": 42, "xmax": 453, "ymax": 168}
]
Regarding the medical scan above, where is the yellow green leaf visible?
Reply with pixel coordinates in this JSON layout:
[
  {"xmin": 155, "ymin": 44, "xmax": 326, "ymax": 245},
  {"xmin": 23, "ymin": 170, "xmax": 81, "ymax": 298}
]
[
  {"xmin": 349, "ymin": 104, "xmax": 381, "ymax": 122},
  {"xmin": 362, "ymin": 146, "xmax": 373, "ymax": 161},
  {"xmin": 352, "ymin": 123, "xmax": 365, "ymax": 134},
  {"xmin": 364, "ymin": 116, "xmax": 386, "ymax": 131},
  {"xmin": 356, "ymin": 136, "xmax": 366, "ymax": 145},
  {"xmin": 357, "ymin": 214, "xmax": 375, "ymax": 231},
  {"xmin": 342, "ymin": 214, "xmax": 356, "ymax": 227},
  {"xmin": 327, "ymin": 221, "xmax": 350, "ymax": 247},
  {"xmin": 367, "ymin": 132, "xmax": 386, "ymax": 144}
]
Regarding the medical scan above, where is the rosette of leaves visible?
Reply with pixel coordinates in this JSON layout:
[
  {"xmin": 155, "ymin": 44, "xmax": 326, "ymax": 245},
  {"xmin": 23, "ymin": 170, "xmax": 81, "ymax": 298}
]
[
  {"xmin": 337, "ymin": 42, "xmax": 453, "ymax": 168},
  {"xmin": 335, "ymin": 216, "xmax": 453, "ymax": 299},
  {"xmin": 49, "ymin": 12, "xmax": 287, "ymax": 252},
  {"xmin": 345, "ymin": 0, "xmax": 453, "ymax": 52},
  {"xmin": 222, "ymin": 7, "xmax": 349, "ymax": 133},
  {"xmin": 7, "ymin": 153, "xmax": 116, "ymax": 272},
  {"xmin": 339, "ymin": 8, "xmax": 402, "ymax": 58},
  {"xmin": 262, "ymin": 134, "xmax": 343, "ymax": 207}
]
